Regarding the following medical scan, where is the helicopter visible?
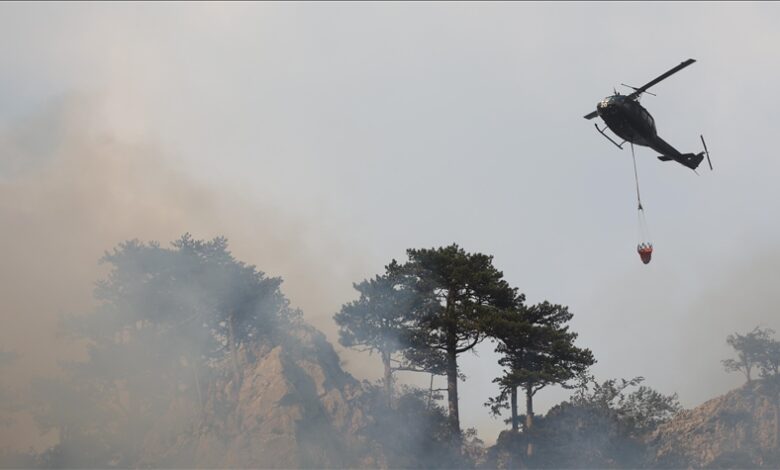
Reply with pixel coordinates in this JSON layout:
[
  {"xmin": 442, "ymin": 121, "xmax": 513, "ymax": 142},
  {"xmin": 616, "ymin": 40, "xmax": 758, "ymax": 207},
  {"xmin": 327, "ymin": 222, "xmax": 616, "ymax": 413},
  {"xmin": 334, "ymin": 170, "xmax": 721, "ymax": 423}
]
[{"xmin": 584, "ymin": 58, "xmax": 712, "ymax": 171}]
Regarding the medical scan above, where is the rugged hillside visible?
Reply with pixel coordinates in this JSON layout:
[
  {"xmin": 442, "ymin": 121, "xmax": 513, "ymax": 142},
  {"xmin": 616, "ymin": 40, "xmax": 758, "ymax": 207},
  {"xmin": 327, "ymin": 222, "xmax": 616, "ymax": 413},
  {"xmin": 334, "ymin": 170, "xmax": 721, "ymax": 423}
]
[
  {"xmin": 648, "ymin": 381, "xmax": 780, "ymax": 468},
  {"xmin": 139, "ymin": 322, "xmax": 379, "ymax": 468},
  {"xmin": 126, "ymin": 325, "xmax": 780, "ymax": 470}
]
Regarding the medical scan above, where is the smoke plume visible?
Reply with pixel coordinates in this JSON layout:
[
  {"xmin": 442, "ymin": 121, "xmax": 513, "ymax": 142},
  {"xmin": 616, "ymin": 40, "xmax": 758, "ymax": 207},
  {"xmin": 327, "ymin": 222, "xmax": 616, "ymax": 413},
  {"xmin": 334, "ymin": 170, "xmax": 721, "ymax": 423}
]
[{"xmin": 0, "ymin": 93, "xmax": 368, "ymax": 452}]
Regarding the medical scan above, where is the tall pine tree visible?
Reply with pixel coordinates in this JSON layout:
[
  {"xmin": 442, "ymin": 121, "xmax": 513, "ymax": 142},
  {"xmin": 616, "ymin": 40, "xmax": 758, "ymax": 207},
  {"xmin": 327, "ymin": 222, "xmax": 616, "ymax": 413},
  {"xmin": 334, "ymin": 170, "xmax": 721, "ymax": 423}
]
[
  {"xmin": 391, "ymin": 244, "xmax": 519, "ymax": 437},
  {"xmin": 334, "ymin": 264, "xmax": 418, "ymax": 405}
]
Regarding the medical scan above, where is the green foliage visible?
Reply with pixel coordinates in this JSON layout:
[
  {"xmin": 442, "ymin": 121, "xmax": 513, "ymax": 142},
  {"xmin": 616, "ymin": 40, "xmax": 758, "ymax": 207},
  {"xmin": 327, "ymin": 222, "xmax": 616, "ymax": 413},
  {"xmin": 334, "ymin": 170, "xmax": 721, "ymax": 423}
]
[
  {"xmin": 723, "ymin": 327, "xmax": 776, "ymax": 383},
  {"xmin": 30, "ymin": 234, "xmax": 296, "ymax": 468},
  {"xmin": 524, "ymin": 377, "xmax": 682, "ymax": 468},
  {"xmin": 334, "ymin": 262, "xmax": 450, "ymax": 406},
  {"xmin": 498, "ymin": 302, "xmax": 595, "ymax": 393},
  {"xmin": 388, "ymin": 244, "xmax": 521, "ymax": 433},
  {"xmin": 755, "ymin": 329, "xmax": 780, "ymax": 378},
  {"xmin": 485, "ymin": 388, "xmax": 511, "ymax": 420},
  {"xmin": 359, "ymin": 382, "xmax": 481, "ymax": 469},
  {"xmin": 570, "ymin": 376, "xmax": 682, "ymax": 435},
  {"xmin": 487, "ymin": 302, "xmax": 595, "ymax": 428},
  {"xmin": 334, "ymin": 270, "xmax": 415, "ymax": 356},
  {"xmin": 392, "ymin": 244, "xmax": 520, "ymax": 359},
  {"xmin": 90, "ymin": 233, "xmax": 295, "ymax": 354}
]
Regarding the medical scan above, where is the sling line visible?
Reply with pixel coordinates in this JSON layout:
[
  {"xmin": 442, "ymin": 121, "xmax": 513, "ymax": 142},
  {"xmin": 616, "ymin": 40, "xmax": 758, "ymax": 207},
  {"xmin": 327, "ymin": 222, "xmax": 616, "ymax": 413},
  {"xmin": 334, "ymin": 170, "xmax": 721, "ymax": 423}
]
[{"xmin": 631, "ymin": 142, "xmax": 643, "ymax": 211}]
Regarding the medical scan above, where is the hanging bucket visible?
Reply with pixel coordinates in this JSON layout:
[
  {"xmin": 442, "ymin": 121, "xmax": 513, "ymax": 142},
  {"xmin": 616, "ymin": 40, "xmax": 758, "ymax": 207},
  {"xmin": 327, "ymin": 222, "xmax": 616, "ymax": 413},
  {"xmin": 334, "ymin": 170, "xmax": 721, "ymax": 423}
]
[
  {"xmin": 637, "ymin": 243, "xmax": 653, "ymax": 264},
  {"xmin": 631, "ymin": 144, "xmax": 653, "ymax": 266}
]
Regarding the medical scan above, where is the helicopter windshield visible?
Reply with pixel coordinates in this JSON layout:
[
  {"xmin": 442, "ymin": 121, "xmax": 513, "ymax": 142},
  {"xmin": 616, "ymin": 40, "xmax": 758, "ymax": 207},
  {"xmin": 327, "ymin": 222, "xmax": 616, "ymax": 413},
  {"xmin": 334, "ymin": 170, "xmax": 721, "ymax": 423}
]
[
  {"xmin": 600, "ymin": 95, "xmax": 622, "ymax": 107},
  {"xmin": 639, "ymin": 108, "xmax": 654, "ymax": 127}
]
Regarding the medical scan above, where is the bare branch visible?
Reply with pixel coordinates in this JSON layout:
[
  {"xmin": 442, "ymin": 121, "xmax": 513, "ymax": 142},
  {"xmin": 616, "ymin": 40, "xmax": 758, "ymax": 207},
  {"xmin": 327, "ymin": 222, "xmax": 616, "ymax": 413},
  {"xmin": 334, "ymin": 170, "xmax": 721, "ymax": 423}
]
[
  {"xmin": 392, "ymin": 366, "xmax": 444, "ymax": 375},
  {"xmin": 455, "ymin": 335, "xmax": 481, "ymax": 354}
]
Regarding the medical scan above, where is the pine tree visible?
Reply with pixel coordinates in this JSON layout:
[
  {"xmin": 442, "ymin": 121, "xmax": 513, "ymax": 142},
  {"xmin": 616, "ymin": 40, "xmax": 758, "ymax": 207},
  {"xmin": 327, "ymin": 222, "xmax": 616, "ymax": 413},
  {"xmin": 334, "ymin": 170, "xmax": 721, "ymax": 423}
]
[
  {"xmin": 489, "ymin": 302, "xmax": 595, "ymax": 457},
  {"xmin": 334, "ymin": 266, "xmax": 418, "ymax": 405},
  {"xmin": 391, "ymin": 244, "xmax": 519, "ymax": 437}
]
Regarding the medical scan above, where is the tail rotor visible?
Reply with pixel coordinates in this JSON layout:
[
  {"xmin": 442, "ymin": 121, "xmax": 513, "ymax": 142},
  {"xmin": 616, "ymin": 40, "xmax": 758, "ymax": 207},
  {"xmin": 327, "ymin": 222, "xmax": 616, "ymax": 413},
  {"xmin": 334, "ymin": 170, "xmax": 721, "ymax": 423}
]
[{"xmin": 700, "ymin": 134, "xmax": 713, "ymax": 170}]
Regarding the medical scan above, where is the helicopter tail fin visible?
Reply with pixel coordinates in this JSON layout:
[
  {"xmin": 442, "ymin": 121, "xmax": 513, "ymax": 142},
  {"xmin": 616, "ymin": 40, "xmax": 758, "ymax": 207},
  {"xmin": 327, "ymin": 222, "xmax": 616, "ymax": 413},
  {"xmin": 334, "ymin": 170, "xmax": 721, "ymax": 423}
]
[
  {"xmin": 656, "ymin": 152, "xmax": 704, "ymax": 170},
  {"xmin": 678, "ymin": 152, "xmax": 705, "ymax": 170}
]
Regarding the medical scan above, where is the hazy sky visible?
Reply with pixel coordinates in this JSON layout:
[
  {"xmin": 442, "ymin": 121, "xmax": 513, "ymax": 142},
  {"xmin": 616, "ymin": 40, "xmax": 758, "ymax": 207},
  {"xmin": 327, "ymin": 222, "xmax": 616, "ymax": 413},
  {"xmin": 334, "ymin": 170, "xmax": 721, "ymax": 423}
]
[{"xmin": 2, "ymin": 1, "xmax": 780, "ymax": 446}]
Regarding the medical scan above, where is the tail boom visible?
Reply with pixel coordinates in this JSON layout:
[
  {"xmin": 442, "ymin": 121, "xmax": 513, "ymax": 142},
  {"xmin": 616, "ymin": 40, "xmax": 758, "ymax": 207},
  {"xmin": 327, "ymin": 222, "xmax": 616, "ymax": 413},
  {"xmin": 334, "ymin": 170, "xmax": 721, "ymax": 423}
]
[{"xmin": 657, "ymin": 152, "xmax": 704, "ymax": 170}]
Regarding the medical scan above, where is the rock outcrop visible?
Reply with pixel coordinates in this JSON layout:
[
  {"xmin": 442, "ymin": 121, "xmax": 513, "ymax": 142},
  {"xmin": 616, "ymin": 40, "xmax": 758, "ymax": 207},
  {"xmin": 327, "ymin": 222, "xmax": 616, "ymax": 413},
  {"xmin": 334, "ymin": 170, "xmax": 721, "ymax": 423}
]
[
  {"xmin": 647, "ymin": 381, "xmax": 780, "ymax": 468},
  {"xmin": 140, "ymin": 322, "xmax": 376, "ymax": 468}
]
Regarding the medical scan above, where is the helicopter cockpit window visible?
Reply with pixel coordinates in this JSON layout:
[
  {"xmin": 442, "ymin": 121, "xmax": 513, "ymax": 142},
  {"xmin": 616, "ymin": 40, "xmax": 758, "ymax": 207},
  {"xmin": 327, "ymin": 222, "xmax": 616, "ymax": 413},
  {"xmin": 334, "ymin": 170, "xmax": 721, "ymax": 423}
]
[{"xmin": 640, "ymin": 109, "xmax": 654, "ymax": 127}]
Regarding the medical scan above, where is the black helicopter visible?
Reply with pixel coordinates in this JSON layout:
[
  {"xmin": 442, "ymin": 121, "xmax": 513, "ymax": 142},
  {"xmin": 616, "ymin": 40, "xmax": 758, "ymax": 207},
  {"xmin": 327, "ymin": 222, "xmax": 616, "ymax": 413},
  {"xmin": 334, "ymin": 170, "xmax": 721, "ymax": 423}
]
[{"xmin": 584, "ymin": 58, "xmax": 712, "ymax": 171}]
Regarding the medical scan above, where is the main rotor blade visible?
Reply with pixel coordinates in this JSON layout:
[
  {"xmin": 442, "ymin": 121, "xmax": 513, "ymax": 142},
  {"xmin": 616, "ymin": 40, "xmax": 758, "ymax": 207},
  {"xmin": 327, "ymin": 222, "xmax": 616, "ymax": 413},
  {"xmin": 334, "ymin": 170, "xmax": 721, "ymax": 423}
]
[
  {"xmin": 584, "ymin": 110, "xmax": 598, "ymax": 120},
  {"xmin": 626, "ymin": 58, "xmax": 696, "ymax": 101},
  {"xmin": 621, "ymin": 83, "xmax": 656, "ymax": 96}
]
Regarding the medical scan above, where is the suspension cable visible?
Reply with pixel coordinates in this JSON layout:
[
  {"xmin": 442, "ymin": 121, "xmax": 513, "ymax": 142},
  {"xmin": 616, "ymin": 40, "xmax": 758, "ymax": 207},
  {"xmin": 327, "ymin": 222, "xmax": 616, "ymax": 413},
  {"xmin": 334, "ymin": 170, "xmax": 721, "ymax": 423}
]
[{"xmin": 631, "ymin": 142, "xmax": 643, "ymax": 211}]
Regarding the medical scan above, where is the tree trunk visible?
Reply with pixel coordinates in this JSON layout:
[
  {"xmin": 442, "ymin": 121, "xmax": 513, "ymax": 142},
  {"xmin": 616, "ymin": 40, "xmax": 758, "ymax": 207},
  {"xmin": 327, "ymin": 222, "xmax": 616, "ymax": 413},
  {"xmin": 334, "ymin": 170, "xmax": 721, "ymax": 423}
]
[
  {"xmin": 227, "ymin": 315, "xmax": 242, "ymax": 399},
  {"xmin": 775, "ymin": 391, "xmax": 780, "ymax": 449},
  {"xmin": 427, "ymin": 373, "xmax": 435, "ymax": 409},
  {"xmin": 446, "ymin": 344, "xmax": 461, "ymax": 438},
  {"xmin": 510, "ymin": 385, "xmax": 518, "ymax": 432},
  {"xmin": 382, "ymin": 349, "xmax": 394, "ymax": 407},
  {"xmin": 193, "ymin": 362, "xmax": 204, "ymax": 414},
  {"xmin": 525, "ymin": 384, "xmax": 535, "ymax": 458},
  {"xmin": 444, "ymin": 290, "xmax": 461, "ymax": 442}
]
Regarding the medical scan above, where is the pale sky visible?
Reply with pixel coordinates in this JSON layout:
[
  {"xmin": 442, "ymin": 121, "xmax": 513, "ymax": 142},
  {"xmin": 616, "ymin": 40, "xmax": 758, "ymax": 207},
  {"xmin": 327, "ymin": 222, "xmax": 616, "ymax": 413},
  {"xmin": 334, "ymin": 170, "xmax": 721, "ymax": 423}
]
[{"xmin": 2, "ymin": 2, "xmax": 780, "ymax": 446}]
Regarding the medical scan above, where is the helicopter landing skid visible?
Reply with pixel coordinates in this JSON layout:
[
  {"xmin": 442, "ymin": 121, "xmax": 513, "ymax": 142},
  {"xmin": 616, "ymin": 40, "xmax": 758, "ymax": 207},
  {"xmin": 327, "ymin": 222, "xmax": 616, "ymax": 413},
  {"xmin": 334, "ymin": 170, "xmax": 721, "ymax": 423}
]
[{"xmin": 594, "ymin": 124, "xmax": 626, "ymax": 150}]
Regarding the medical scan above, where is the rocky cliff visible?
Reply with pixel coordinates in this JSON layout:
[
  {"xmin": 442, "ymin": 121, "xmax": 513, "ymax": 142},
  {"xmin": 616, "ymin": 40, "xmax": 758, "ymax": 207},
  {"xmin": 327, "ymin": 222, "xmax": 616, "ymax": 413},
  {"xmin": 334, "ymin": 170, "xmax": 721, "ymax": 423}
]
[
  {"xmin": 648, "ymin": 381, "xmax": 780, "ymax": 468},
  {"xmin": 139, "ymin": 322, "xmax": 378, "ymax": 468}
]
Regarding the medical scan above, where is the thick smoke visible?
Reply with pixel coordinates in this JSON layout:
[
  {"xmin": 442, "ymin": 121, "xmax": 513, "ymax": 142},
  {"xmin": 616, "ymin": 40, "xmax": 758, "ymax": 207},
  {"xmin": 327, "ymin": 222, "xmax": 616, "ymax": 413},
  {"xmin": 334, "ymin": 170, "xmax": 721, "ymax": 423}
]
[
  {"xmin": 2, "ymin": 94, "xmax": 778, "ymax": 465},
  {"xmin": 0, "ymin": 94, "xmax": 368, "ymax": 453}
]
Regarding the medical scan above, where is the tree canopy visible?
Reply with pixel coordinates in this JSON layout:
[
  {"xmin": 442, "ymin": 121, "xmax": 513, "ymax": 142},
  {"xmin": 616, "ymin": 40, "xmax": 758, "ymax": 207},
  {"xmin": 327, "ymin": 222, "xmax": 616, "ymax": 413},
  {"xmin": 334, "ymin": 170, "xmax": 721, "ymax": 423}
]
[
  {"xmin": 388, "ymin": 244, "xmax": 521, "ymax": 436},
  {"xmin": 334, "ymin": 266, "xmax": 421, "ymax": 403},
  {"xmin": 493, "ymin": 302, "xmax": 595, "ymax": 400},
  {"xmin": 32, "ymin": 234, "xmax": 297, "ymax": 468},
  {"xmin": 723, "ymin": 326, "xmax": 776, "ymax": 384},
  {"xmin": 527, "ymin": 376, "xmax": 681, "ymax": 468},
  {"xmin": 487, "ymin": 301, "xmax": 594, "ymax": 459}
]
